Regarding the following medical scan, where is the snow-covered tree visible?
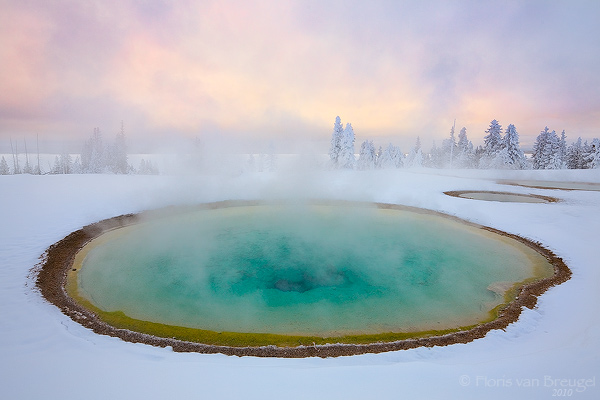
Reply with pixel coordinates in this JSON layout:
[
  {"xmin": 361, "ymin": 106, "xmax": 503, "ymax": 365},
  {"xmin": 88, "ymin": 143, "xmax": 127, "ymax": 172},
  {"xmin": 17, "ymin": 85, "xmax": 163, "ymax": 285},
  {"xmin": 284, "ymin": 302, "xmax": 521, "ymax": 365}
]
[
  {"xmin": 109, "ymin": 121, "xmax": 129, "ymax": 174},
  {"xmin": 52, "ymin": 150, "xmax": 73, "ymax": 174},
  {"xmin": 444, "ymin": 124, "xmax": 457, "ymax": 167},
  {"xmin": 357, "ymin": 140, "xmax": 376, "ymax": 170},
  {"xmin": 585, "ymin": 138, "xmax": 600, "ymax": 169},
  {"xmin": 532, "ymin": 127, "xmax": 561, "ymax": 169},
  {"xmin": 558, "ymin": 130, "xmax": 567, "ymax": 167},
  {"xmin": 328, "ymin": 116, "xmax": 344, "ymax": 168},
  {"xmin": 81, "ymin": 127, "xmax": 105, "ymax": 173},
  {"xmin": 375, "ymin": 146, "xmax": 383, "ymax": 168},
  {"xmin": 51, "ymin": 156, "xmax": 60, "ymax": 174},
  {"xmin": 427, "ymin": 141, "xmax": 444, "ymax": 168},
  {"xmin": 457, "ymin": 127, "xmax": 471, "ymax": 153},
  {"xmin": 0, "ymin": 156, "xmax": 10, "ymax": 174},
  {"xmin": 379, "ymin": 143, "xmax": 403, "ymax": 169},
  {"xmin": 456, "ymin": 127, "xmax": 474, "ymax": 168},
  {"xmin": 546, "ymin": 130, "xmax": 563, "ymax": 169},
  {"xmin": 566, "ymin": 137, "xmax": 586, "ymax": 169},
  {"xmin": 138, "ymin": 158, "xmax": 159, "ymax": 174},
  {"xmin": 72, "ymin": 156, "xmax": 82, "ymax": 174},
  {"xmin": 532, "ymin": 127, "xmax": 551, "ymax": 169},
  {"xmin": 406, "ymin": 137, "xmax": 424, "ymax": 168},
  {"xmin": 501, "ymin": 124, "xmax": 527, "ymax": 169},
  {"xmin": 483, "ymin": 120, "xmax": 503, "ymax": 155},
  {"xmin": 339, "ymin": 123, "xmax": 356, "ymax": 169},
  {"xmin": 479, "ymin": 120, "xmax": 505, "ymax": 168}
]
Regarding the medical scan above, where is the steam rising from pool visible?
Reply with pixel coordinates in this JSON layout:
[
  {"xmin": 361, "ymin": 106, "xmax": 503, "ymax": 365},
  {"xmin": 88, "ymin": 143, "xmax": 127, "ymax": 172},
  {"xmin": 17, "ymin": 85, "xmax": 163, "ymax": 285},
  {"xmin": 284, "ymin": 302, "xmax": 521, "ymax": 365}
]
[{"xmin": 77, "ymin": 203, "xmax": 548, "ymax": 336}]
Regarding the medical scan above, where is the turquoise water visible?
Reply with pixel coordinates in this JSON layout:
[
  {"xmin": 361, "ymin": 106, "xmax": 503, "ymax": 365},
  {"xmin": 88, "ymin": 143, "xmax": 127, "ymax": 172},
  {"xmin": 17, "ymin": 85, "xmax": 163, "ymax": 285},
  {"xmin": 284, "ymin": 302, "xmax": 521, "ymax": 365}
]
[{"xmin": 78, "ymin": 204, "xmax": 541, "ymax": 336}]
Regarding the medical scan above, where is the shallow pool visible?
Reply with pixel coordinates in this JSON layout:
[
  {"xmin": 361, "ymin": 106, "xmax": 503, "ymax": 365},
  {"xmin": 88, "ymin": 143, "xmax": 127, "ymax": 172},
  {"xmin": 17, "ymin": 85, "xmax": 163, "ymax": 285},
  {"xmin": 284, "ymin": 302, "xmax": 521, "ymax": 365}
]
[{"xmin": 75, "ymin": 202, "xmax": 552, "ymax": 337}]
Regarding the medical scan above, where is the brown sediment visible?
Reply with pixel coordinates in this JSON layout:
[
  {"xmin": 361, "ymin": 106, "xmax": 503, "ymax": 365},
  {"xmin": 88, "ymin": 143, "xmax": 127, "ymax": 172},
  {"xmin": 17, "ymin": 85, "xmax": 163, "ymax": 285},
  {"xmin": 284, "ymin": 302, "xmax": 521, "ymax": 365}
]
[
  {"xmin": 33, "ymin": 200, "xmax": 572, "ymax": 358},
  {"xmin": 444, "ymin": 190, "xmax": 560, "ymax": 203}
]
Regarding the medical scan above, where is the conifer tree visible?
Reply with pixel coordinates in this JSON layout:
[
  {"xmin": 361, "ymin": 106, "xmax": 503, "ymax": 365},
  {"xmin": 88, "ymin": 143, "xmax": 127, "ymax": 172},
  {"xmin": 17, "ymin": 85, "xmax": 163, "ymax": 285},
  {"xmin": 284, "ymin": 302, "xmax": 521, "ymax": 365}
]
[
  {"xmin": 456, "ymin": 127, "xmax": 474, "ymax": 168},
  {"xmin": 357, "ymin": 140, "xmax": 376, "ymax": 170},
  {"xmin": 379, "ymin": 143, "xmax": 402, "ymax": 169},
  {"xmin": 22, "ymin": 139, "xmax": 32, "ymax": 174},
  {"xmin": 566, "ymin": 137, "xmax": 586, "ymax": 169},
  {"xmin": 502, "ymin": 124, "xmax": 527, "ymax": 169},
  {"xmin": 110, "ymin": 121, "xmax": 129, "ymax": 174},
  {"xmin": 558, "ymin": 130, "xmax": 567, "ymax": 167},
  {"xmin": 586, "ymin": 138, "xmax": 600, "ymax": 169},
  {"xmin": 375, "ymin": 146, "xmax": 383, "ymax": 168},
  {"xmin": 81, "ymin": 127, "xmax": 105, "ymax": 173},
  {"xmin": 339, "ymin": 123, "xmax": 356, "ymax": 169},
  {"xmin": 532, "ymin": 127, "xmax": 561, "ymax": 169},
  {"xmin": 0, "ymin": 156, "xmax": 10, "ymax": 175},
  {"xmin": 328, "ymin": 116, "xmax": 344, "ymax": 168},
  {"xmin": 406, "ymin": 137, "xmax": 424, "ymax": 168},
  {"xmin": 483, "ymin": 120, "xmax": 503, "ymax": 155},
  {"xmin": 428, "ymin": 141, "xmax": 444, "ymax": 168},
  {"xmin": 480, "ymin": 120, "xmax": 504, "ymax": 168},
  {"xmin": 442, "ymin": 124, "xmax": 458, "ymax": 168}
]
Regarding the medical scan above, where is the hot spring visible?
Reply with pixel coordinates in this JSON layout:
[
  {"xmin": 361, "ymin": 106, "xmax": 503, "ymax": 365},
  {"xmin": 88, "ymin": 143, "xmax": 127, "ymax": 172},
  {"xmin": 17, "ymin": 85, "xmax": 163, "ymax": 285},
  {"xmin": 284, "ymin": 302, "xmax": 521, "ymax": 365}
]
[{"xmin": 68, "ymin": 201, "xmax": 553, "ymax": 345}]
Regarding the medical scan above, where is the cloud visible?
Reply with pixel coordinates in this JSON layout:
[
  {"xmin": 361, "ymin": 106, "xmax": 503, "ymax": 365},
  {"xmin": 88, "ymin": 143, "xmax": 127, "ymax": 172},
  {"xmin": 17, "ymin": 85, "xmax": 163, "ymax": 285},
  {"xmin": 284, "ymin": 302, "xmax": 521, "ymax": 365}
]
[{"xmin": 1, "ymin": 0, "xmax": 599, "ymax": 148}]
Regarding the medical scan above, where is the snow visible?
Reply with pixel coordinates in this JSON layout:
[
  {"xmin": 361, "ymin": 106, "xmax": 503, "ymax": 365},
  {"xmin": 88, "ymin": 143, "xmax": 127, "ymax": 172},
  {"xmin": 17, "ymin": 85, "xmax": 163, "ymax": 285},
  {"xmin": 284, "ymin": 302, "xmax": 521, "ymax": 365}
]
[{"xmin": 1, "ymin": 168, "xmax": 599, "ymax": 399}]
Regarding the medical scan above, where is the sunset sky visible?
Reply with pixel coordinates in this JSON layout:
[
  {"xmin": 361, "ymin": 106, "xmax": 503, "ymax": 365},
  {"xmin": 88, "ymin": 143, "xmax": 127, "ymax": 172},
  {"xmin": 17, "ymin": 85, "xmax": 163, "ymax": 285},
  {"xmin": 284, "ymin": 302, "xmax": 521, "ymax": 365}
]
[{"xmin": 1, "ymin": 0, "xmax": 599, "ymax": 151}]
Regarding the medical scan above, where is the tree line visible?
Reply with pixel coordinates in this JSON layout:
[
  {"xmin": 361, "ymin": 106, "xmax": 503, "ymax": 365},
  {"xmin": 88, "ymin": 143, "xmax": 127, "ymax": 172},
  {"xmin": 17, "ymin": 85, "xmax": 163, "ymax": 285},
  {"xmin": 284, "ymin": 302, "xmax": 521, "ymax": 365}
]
[
  {"xmin": 1, "ymin": 122, "xmax": 158, "ymax": 175},
  {"xmin": 329, "ymin": 117, "xmax": 600, "ymax": 170}
]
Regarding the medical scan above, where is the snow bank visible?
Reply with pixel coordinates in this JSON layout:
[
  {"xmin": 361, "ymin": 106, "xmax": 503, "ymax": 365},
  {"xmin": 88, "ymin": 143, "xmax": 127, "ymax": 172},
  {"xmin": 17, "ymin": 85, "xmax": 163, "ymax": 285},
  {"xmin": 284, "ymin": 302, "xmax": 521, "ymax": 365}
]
[{"xmin": 1, "ymin": 169, "xmax": 599, "ymax": 399}]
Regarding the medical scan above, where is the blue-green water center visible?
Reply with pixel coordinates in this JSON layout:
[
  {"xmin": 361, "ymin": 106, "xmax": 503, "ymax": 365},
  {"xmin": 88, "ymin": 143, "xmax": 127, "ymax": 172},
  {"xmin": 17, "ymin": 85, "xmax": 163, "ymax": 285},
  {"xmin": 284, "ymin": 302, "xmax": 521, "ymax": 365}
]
[{"xmin": 76, "ymin": 203, "xmax": 550, "ymax": 337}]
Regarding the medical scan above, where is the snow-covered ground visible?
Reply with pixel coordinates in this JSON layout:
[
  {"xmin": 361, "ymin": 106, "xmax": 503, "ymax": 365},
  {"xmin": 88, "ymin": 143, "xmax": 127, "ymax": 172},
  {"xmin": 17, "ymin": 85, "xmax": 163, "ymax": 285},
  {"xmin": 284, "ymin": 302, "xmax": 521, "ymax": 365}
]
[{"xmin": 1, "ymin": 167, "xmax": 599, "ymax": 399}]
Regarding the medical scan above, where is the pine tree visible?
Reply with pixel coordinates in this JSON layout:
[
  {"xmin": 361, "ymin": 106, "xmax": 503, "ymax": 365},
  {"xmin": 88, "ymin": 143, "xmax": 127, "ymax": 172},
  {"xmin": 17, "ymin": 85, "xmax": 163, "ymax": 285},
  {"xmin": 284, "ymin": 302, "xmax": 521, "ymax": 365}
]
[
  {"xmin": 586, "ymin": 138, "xmax": 600, "ymax": 169},
  {"xmin": 375, "ymin": 146, "xmax": 383, "ymax": 168},
  {"xmin": 22, "ymin": 139, "xmax": 33, "ymax": 174},
  {"xmin": 138, "ymin": 158, "xmax": 159, "ymax": 174},
  {"xmin": 81, "ymin": 127, "xmax": 105, "ymax": 173},
  {"xmin": 52, "ymin": 156, "xmax": 60, "ymax": 174},
  {"xmin": 480, "ymin": 120, "xmax": 504, "ymax": 168},
  {"xmin": 379, "ymin": 143, "xmax": 404, "ymax": 169},
  {"xmin": 357, "ymin": 140, "xmax": 376, "ymax": 170},
  {"xmin": 428, "ymin": 141, "xmax": 443, "ymax": 168},
  {"xmin": 456, "ymin": 127, "xmax": 474, "ymax": 168},
  {"xmin": 72, "ymin": 156, "xmax": 82, "ymax": 174},
  {"xmin": 328, "ymin": 116, "xmax": 344, "ymax": 168},
  {"xmin": 442, "ymin": 124, "xmax": 457, "ymax": 168},
  {"xmin": 502, "ymin": 124, "xmax": 527, "ymax": 169},
  {"xmin": 483, "ymin": 120, "xmax": 503, "ymax": 155},
  {"xmin": 406, "ymin": 137, "xmax": 424, "ymax": 168},
  {"xmin": 54, "ymin": 150, "xmax": 73, "ymax": 174},
  {"xmin": 566, "ymin": 137, "xmax": 585, "ymax": 169},
  {"xmin": 339, "ymin": 123, "xmax": 356, "ymax": 169},
  {"xmin": 532, "ymin": 127, "xmax": 561, "ymax": 169},
  {"xmin": 532, "ymin": 127, "xmax": 549, "ymax": 169},
  {"xmin": 110, "ymin": 121, "xmax": 129, "ymax": 174},
  {"xmin": 0, "ymin": 156, "xmax": 10, "ymax": 174},
  {"xmin": 379, "ymin": 144, "xmax": 393, "ymax": 169},
  {"xmin": 448, "ymin": 124, "xmax": 457, "ymax": 167},
  {"xmin": 558, "ymin": 130, "xmax": 567, "ymax": 167}
]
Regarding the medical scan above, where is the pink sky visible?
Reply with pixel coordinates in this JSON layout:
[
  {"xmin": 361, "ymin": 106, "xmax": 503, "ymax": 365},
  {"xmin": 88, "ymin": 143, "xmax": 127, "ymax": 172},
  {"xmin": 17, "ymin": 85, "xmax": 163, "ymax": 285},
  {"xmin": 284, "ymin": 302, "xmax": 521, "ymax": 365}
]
[{"xmin": 1, "ymin": 0, "xmax": 599, "ymax": 151}]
